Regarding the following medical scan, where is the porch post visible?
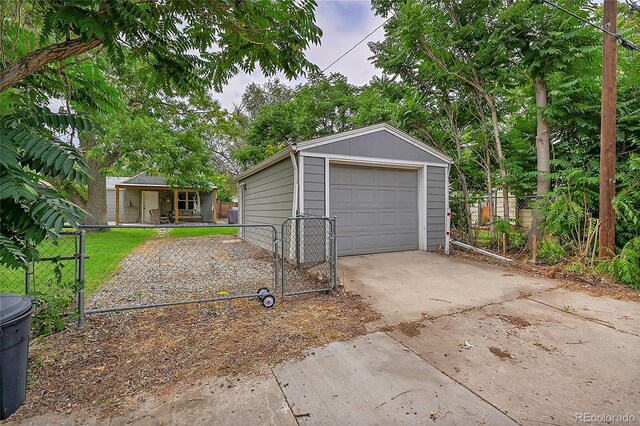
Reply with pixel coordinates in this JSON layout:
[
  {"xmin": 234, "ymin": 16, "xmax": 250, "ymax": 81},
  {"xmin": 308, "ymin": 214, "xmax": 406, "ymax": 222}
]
[
  {"xmin": 174, "ymin": 189, "xmax": 179, "ymax": 224},
  {"xmin": 213, "ymin": 188, "xmax": 218, "ymax": 224},
  {"xmin": 115, "ymin": 185, "xmax": 120, "ymax": 225}
]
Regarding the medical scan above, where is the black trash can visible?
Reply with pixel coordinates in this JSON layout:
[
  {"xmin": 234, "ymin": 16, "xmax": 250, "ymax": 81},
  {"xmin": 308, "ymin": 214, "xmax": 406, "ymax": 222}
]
[{"xmin": 0, "ymin": 293, "xmax": 35, "ymax": 420}]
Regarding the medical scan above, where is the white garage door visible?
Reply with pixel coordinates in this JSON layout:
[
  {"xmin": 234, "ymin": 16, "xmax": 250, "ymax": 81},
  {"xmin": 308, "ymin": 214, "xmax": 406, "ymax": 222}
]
[{"xmin": 330, "ymin": 164, "xmax": 418, "ymax": 256}]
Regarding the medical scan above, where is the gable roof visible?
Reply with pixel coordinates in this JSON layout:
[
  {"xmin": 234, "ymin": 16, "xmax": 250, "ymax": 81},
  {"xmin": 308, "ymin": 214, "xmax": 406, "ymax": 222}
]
[{"xmin": 236, "ymin": 123, "xmax": 452, "ymax": 181}]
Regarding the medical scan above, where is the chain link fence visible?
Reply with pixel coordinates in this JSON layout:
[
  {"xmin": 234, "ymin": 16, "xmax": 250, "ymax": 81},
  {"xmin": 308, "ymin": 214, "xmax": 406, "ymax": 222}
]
[
  {"xmin": 2, "ymin": 217, "xmax": 338, "ymax": 326},
  {"xmin": 0, "ymin": 232, "xmax": 80, "ymax": 311},
  {"xmin": 281, "ymin": 216, "xmax": 337, "ymax": 297},
  {"xmin": 78, "ymin": 224, "xmax": 279, "ymax": 320}
]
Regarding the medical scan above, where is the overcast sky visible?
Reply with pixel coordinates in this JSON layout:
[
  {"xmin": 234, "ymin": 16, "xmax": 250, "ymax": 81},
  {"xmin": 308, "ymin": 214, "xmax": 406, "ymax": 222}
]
[{"xmin": 212, "ymin": 0, "xmax": 386, "ymax": 110}]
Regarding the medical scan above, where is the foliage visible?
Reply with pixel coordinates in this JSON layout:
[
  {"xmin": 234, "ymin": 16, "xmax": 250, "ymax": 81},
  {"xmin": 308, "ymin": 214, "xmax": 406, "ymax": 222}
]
[
  {"xmin": 609, "ymin": 237, "xmax": 640, "ymax": 289},
  {"xmin": 233, "ymin": 73, "xmax": 360, "ymax": 167},
  {"xmin": 1, "ymin": 0, "xmax": 324, "ymax": 269},
  {"xmin": 1, "ymin": 0, "xmax": 322, "ymax": 96},
  {"xmin": 537, "ymin": 237, "xmax": 567, "ymax": 264},
  {"xmin": 31, "ymin": 279, "xmax": 77, "ymax": 336},
  {"xmin": 0, "ymin": 107, "xmax": 89, "ymax": 268}
]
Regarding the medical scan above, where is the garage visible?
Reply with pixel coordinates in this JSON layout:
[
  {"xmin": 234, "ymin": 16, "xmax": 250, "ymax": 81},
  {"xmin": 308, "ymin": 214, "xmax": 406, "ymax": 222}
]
[
  {"xmin": 236, "ymin": 123, "xmax": 452, "ymax": 256},
  {"xmin": 330, "ymin": 165, "xmax": 418, "ymax": 256}
]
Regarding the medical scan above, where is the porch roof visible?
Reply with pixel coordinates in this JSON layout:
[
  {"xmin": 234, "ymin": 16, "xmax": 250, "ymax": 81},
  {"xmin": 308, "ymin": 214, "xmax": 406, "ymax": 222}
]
[{"xmin": 115, "ymin": 172, "xmax": 216, "ymax": 191}]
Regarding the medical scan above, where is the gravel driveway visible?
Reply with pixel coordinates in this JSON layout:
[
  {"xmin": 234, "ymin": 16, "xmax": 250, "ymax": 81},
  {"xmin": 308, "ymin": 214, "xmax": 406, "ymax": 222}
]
[
  {"xmin": 87, "ymin": 235, "xmax": 277, "ymax": 310},
  {"xmin": 87, "ymin": 234, "xmax": 333, "ymax": 310}
]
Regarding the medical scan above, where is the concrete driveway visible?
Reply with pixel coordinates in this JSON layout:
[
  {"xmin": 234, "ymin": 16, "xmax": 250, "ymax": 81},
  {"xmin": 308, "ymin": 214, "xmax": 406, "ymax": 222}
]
[
  {"xmin": 340, "ymin": 251, "xmax": 556, "ymax": 327},
  {"xmin": 16, "ymin": 252, "xmax": 639, "ymax": 425}
]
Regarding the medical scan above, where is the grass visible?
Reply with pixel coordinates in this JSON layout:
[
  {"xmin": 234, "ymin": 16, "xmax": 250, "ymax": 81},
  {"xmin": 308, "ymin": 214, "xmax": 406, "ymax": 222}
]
[
  {"xmin": 165, "ymin": 226, "xmax": 238, "ymax": 238},
  {"xmin": 0, "ymin": 227, "xmax": 240, "ymax": 298}
]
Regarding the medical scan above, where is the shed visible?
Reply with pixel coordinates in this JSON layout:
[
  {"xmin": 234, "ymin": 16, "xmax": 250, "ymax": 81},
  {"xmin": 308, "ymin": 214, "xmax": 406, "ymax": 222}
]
[{"xmin": 236, "ymin": 123, "xmax": 452, "ymax": 257}]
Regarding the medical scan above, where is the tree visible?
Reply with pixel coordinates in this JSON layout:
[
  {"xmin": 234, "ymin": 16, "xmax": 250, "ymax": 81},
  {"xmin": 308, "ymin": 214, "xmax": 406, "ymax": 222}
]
[
  {"xmin": 1, "ymin": 0, "xmax": 322, "ymax": 266},
  {"xmin": 498, "ymin": 0, "xmax": 599, "ymax": 242},
  {"xmin": 233, "ymin": 73, "xmax": 360, "ymax": 167},
  {"xmin": 370, "ymin": 0, "xmax": 515, "ymax": 223}
]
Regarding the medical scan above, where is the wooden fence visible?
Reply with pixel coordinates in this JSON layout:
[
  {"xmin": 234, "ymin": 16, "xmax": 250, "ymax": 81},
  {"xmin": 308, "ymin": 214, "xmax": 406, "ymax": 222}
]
[{"xmin": 216, "ymin": 201, "xmax": 237, "ymax": 219}]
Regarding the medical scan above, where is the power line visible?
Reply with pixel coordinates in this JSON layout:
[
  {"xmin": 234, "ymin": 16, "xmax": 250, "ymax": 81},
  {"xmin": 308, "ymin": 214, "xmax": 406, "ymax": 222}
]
[
  {"xmin": 321, "ymin": 17, "xmax": 392, "ymax": 73},
  {"xmin": 543, "ymin": 0, "xmax": 639, "ymax": 51}
]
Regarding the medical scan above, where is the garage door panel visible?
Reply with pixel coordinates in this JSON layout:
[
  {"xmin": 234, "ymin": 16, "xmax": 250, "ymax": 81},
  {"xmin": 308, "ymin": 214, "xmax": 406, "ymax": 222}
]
[
  {"xmin": 330, "ymin": 164, "xmax": 418, "ymax": 256},
  {"xmin": 355, "ymin": 189, "xmax": 376, "ymax": 203},
  {"xmin": 397, "ymin": 189, "xmax": 417, "ymax": 203}
]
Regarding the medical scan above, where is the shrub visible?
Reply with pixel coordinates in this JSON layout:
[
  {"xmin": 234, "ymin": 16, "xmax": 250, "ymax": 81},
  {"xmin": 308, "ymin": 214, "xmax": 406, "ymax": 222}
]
[
  {"xmin": 538, "ymin": 238, "xmax": 567, "ymax": 264},
  {"xmin": 609, "ymin": 237, "xmax": 640, "ymax": 289},
  {"xmin": 493, "ymin": 219, "xmax": 527, "ymax": 250}
]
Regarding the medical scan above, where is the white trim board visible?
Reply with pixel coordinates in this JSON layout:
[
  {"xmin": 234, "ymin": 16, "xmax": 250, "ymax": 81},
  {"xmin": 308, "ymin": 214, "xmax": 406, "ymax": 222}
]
[{"xmin": 300, "ymin": 152, "xmax": 447, "ymax": 169}]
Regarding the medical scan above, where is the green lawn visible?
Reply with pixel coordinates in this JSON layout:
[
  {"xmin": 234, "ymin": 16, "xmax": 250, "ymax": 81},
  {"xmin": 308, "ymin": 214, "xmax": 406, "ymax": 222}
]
[
  {"xmin": 0, "ymin": 227, "xmax": 239, "ymax": 298},
  {"xmin": 165, "ymin": 226, "xmax": 238, "ymax": 238}
]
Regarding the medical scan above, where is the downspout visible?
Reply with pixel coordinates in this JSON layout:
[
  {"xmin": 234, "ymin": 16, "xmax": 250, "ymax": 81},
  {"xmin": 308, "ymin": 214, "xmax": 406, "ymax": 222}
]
[{"xmin": 290, "ymin": 147, "xmax": 299, "ymax": 217}]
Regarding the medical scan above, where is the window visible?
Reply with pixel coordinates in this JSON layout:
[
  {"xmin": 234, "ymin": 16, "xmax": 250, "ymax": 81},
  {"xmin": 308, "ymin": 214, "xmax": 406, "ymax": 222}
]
[{"xmin": 177, "ymin": 192, "xmax": 197, "ymax": 210}]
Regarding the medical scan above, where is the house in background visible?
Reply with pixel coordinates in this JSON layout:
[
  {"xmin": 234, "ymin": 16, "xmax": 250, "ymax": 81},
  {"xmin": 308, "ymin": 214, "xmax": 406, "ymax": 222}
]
[
  {"xmin": 236, "ymin": 123, "xmax": 452, "ymax": 257},
  {"xmin": 112, "ymin": 172, "xmax": 218, "ymax": 224},
  {"xmin": 106, "ymin": 177, "xmax": 128, "ymax": 223},
  {"xmin": 469, "ymin": 190, "xmax": 535, "ymax": 228}
]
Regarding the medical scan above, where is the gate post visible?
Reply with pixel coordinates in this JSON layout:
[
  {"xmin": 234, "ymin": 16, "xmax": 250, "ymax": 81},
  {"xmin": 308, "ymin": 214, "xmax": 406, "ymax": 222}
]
[
  {"xmin": 24, "ymin": 262, "xmax": 31, "ymax": 295},
  {"xmin": 332, "ymin": 216, "xmax": 338, "ymax": 289},
  {"xmin": 77, "ymin": 229, "xmax": 86, "ymax": 328}
]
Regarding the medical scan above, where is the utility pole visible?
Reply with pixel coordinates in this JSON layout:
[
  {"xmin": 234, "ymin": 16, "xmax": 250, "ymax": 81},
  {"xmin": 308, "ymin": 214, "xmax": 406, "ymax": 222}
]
[{"xmin": 598, "ymin": 0, "xmax": 617, "ymax": 259}]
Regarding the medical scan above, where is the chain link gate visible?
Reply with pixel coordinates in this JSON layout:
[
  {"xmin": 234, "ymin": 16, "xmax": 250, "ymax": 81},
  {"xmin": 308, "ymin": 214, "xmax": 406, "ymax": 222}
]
[
  {"xmin": 75, "ymin": 224, "xmax": 279, "ymax": 325},
  {"xmin": 280, "ymin": 216, "xmax": 337, "ymax": 297}
]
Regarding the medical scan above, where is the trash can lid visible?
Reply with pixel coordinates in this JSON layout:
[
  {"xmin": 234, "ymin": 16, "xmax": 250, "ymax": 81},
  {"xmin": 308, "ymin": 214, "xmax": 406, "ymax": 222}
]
[{"xmin": 0, "ymin": 293, "xmax": 34, "ymax": 325}]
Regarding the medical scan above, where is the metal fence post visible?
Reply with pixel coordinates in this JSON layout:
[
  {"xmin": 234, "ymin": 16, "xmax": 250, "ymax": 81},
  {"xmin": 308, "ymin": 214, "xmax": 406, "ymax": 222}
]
[
  {"xmin": 332, "ymin": 216, "xmax": 338, "ymax": 290},
  {"xmin": 281, "ymin": 220, "xmax": 287, "ymax": 299},
  {"xmin": 24, "ymin": 262, "xmax": 31, "ymax": 295},
  {"xmin": 272, "ymin": 227, "xmax": 278, "ymax": 295},
  {"xmin": 77, "ymin": 229, "xmax": 86, "ymax": 328}
]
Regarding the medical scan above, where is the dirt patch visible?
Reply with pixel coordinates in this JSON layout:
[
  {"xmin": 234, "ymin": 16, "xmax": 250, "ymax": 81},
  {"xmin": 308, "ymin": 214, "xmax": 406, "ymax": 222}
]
[
  {"xmin": 395, "ymin": 321, "xmax": 423, "ymax": 337},
  {"xmin": 11, "ymin": 291, "xmax": 379, "ymax": 421},
  {"xmin": 488, "ymin": 346, "xmax": 513, "ymax": 360},
  {"xmin": 497, "ymin": 314, "xmax": 531, "ymax": 328},
  {"xmin": 448, "ymin": 248, "xmax": 640, "ymax": 303}
]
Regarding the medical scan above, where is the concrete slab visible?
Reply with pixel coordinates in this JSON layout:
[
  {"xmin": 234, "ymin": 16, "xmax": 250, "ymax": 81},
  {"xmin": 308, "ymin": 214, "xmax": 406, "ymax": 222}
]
[
  {"xmin": 12, "ymin": 375, "xmax": 295, "ymax": 426},
  {"xmin": 389, "ymin": 297, "xmax": 640, "ymax": 426},
  {"xmin": 273, "ymin": 332, "xmax": 516, "ymax": 425},
  {"xmin": 340, "ymin": 251, "xmax": 556, "ymax": 327},
  {"xmin": 531, "ymin": 288, "xmax": 640, "ymax": 336}
]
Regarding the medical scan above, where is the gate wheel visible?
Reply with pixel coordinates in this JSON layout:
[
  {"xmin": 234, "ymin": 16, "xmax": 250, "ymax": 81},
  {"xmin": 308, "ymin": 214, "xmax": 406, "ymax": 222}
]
[
  {"xmin": 262, "ymin": 295, "xmax": 275, "ymax": 308},
  {"xmin": 257, "ymin": 287, "xmax": 270, "ymax": 300}
]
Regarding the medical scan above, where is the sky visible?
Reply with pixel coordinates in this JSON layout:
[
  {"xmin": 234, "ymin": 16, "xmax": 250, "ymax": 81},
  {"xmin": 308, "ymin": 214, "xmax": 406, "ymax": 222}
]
[{"xmin": 211, "ymin": 0, "xmax": 386, "ymax": 111}]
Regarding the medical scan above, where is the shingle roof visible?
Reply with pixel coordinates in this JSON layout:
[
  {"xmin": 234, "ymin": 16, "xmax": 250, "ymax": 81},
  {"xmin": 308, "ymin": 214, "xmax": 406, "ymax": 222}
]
[{"xmin": 122, "ymin": 172, "xmax": 167, "ymax": 186}]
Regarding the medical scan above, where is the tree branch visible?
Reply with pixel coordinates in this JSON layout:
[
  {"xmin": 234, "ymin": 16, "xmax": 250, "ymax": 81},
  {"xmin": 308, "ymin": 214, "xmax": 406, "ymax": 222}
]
[{"xmin": 0, "ymin": 36, "xmax": 101, "ymax": 93}]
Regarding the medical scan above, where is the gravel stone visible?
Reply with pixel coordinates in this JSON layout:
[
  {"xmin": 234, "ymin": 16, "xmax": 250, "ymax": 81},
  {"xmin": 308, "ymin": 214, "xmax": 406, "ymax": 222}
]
[{"xmin": 87, "ymin": 235, "xmax": 333, "ymax": 310}]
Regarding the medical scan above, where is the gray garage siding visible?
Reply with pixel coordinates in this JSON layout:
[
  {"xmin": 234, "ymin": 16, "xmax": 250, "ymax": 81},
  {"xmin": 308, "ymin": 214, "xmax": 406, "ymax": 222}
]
[
  {"xmin": 303, "ymin": 156, "xmax": 325, "ymax": 215},
  {"xmin": 241, "ymin": 158, "xmax": 294, "ymax": 250},
  {"xmin": 301, "ymin": 156, "xmax": 327, "ymax": 262},
  {"xmin": 427, "ymin": 166, "xmax": 447, "ymax": 250},
  {"xmin": 305, "ymin": 131, "xmax": 445, "ymax": 165}
]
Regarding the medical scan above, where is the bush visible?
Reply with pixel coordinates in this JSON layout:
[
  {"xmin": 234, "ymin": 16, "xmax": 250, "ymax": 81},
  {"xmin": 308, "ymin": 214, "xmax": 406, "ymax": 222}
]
[
  {"xmin": 493, "ymin": 219, "xmax": 527, "ymax": 250},
  {"xmin": 609, "ymin": 237, "xmax": 640, "ymax": 289},
  {"xmin": 538, "ymin": 238, "xmax": 567, "ymax": 264}
]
